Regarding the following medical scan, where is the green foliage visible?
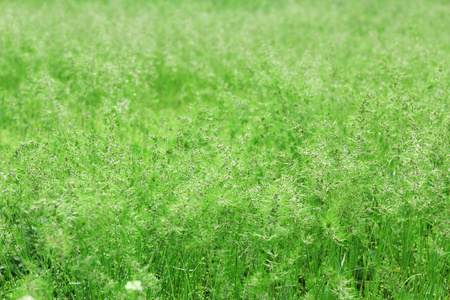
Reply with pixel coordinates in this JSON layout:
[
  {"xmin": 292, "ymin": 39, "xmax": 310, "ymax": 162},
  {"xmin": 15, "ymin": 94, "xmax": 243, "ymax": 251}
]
[{"xmin": 1, "ymin": 0, "xmax": 449, "ymax": 298}]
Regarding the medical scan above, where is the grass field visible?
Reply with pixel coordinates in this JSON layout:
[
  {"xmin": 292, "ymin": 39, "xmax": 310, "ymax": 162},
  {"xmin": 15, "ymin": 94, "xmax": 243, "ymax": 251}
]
[{"xmin": 1, "ymin": 0, "xmax": 449, "ymax": 298}]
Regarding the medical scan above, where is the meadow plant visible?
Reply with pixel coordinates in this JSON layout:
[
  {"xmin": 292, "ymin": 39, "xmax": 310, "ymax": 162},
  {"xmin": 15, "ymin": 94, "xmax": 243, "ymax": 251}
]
[{"xmin": 1, "ymin": 0, "xmax": 449, "ymax": 298}]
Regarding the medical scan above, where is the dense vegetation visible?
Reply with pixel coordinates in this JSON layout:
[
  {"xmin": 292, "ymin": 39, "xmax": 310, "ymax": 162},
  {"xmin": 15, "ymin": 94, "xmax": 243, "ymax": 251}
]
[{"xmin": 1, "ymin": 0, "xmax": 449, "ymax": 298}]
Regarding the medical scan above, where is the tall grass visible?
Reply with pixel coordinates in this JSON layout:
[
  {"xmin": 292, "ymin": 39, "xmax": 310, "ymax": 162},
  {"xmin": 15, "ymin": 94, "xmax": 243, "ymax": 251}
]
[{"xmin": 1, "ymin": 0, "xmax": 449, "ymax": 298}]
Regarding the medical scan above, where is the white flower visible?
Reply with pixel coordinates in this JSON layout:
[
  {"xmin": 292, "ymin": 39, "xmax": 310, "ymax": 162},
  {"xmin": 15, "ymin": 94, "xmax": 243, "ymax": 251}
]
[
  {"xmin": 125, "ymin": 280, "xmax": 143, "ymax": 292},
  {"xmin": 17, "ymin": 296, "xmax": 36, "ymax": 300}
]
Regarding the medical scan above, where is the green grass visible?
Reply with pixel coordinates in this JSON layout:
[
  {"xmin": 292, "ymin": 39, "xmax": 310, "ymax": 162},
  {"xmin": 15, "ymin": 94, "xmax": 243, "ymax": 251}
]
[{"xmin": 1, "ymin": 0, "xmax": 449, "ymax": 298}]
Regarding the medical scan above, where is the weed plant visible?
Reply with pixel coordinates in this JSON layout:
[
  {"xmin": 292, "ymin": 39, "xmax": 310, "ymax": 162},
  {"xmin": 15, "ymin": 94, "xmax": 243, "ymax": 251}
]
[{"xmin": 0, "ymin": 0, "xmax": 449, "ymax": 299}]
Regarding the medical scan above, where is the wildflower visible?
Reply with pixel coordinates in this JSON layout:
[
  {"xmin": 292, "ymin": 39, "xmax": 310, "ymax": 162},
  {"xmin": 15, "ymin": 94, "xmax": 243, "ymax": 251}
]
[
  {"xmin": 125, "ymin": 280, "xmax": 143, "ymax": 292},
  {"xmin": 17, "ymin": 296, "xmax": 36, "ymax": 300}
]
